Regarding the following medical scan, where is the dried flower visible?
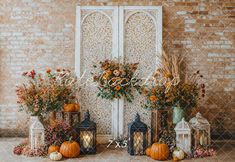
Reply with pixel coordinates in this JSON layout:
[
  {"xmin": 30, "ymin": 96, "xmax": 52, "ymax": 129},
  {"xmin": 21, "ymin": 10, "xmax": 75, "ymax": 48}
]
[
  {"xmin": 114, "ymin": 85, "xmax": 121, "ymax": 91},
  {"xmin": 16, "ymin": 69, "xmax": 80, "ymax": 116},
  {"xmin": 113, "ymin": 70, "xmax": 120, "ymax": 76},
  {"xmin": 92, "ymin": 59, "xmax": 140, "ymax": 102},
  {"xmin": 46, "ymin": 69, "xmax": 51, "ymax": 74},
  {"xmin": 149, "ymin": 95, "xmax": 158, "ymax": 102}
]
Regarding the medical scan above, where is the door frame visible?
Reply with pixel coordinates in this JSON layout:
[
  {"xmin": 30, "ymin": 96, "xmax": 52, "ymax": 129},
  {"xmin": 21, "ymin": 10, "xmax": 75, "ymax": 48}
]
[{"xmin": 75, "ymin": 6, "xmax": 162, "ymax": 142}]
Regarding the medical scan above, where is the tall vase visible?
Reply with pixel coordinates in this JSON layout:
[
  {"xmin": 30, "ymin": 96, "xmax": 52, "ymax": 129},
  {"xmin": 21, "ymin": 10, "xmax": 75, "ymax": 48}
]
[{"xmin": 172, "ymin": 106, "xmax": 184, "ymax": 124}]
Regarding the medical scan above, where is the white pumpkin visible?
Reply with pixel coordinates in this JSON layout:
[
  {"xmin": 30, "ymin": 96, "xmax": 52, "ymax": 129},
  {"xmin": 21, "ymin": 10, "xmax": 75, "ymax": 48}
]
[
  {"xmin": 173, "ymin": 148, "xmax": 184, "ymax": 160},
  {"xmin": 49, "ymin": 151, "xmax": 62, "ymax": 161}
]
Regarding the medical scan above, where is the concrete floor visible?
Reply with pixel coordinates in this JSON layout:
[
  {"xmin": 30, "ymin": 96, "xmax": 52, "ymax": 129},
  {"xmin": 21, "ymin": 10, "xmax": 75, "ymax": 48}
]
[{"xmin": 0, "ymin": 138, "xmax": 234, "ymax": 162}]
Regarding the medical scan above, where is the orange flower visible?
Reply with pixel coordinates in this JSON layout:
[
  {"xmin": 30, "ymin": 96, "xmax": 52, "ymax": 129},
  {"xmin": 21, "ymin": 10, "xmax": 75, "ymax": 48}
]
[
  {"xmin": 56, "ymin": 69, "xmax": 61, "ymax": 72},
  {"xmin": 113, "ymin": 70, "xmax": 120, "ymax": 76},
  {"xmin": 46, "ymin": 69, "xmax": 51, "ymax": 74},
  {"xmin": 149, "ymin": 95, "xmax": 158, "ymax": 102},
  {"xmin": 106, "ymin": 70, "xmax": 112, "ymax": 75},
  {"xmin": 103, "ymin": 73, "xmax": 109, "ymax": 80},
  {"xmin": 114, "ymin": 85, "xmax": 121, "ymax": 91},
  {"xmin": 165, "ymin": 72, "xmax": 172, "ymax": 78}
]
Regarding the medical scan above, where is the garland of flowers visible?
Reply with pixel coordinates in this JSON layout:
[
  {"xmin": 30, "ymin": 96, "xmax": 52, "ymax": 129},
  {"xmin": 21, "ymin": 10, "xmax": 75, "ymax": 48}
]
[
  {"xmin": 16, "ymin": 69, "xmax": 79, "ymax": 116},
  {"xmin": 92, "ymin": 59, "xmax": 141, "ymax": 102}
]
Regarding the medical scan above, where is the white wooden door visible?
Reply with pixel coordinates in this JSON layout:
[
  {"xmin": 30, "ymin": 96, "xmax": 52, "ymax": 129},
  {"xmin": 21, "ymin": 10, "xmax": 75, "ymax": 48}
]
[{"xmin": 75, "ymin": 6, "xmax": 162, "ymax": 141}]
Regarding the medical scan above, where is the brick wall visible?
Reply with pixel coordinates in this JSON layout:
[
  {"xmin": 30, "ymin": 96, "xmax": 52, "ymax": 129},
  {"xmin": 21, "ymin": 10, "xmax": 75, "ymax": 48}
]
[{"xmin": 0, "ymin": 0, "xmax": 234, "ymax": 138}]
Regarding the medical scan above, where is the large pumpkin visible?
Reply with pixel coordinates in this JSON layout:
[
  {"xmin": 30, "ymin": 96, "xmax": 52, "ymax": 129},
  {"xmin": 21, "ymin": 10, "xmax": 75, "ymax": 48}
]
[
  {"xmin": 150, "ymin": 143, "xmax": 169, "ymax": 160},
  {"xmin": 64, "ymin": 103, "xmax": 80, "ymax": 112},
  {"xmin": 48, "ymin": 145, "xmax": 60, "ymax": 154},
  {"xmin": 146, "ymin": 147, "xmax": 151, "ymax": 156},
  {"xmin": 59, "ymin": 140, "xmax": 80, "ymax": 158}
]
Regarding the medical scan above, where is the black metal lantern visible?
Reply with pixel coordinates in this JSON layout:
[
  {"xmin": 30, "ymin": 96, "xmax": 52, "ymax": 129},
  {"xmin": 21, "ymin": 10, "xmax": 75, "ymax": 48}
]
[
  {"xmin": 128, "ymin": 113, "xmax": 148, "ymax": 155},
  {"xmin": 75, "ymin": 110, "xmax": 96, "ymax": 154}
]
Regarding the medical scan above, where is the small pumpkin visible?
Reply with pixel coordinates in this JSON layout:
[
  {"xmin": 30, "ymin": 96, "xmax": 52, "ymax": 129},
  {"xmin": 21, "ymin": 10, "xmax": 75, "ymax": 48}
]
[
  {"xmin": 173, "ymin": 148, "xmax": 184, "ymax": 160},
  {"xmin": 150, "ymin": 143, "xmax": 169, "ymax": 161},
  {"xmin": 64, "ymin": 103, "xmax": 80, "ymax": 112},
  {"xmin": 74, "ymin": 103, "xmax": 80, "ymax": 111},
  {"xmin": 59, "ymin": 138, "xmax": 80, "ymax": 158},
  {"xmin": 49, "ymin": 151, "xmax": 62, "ymax": 161},
  {"xmin": 146, "ymin": 147, "xmax": 151, "ymax": 156},
  {"xmin": 173, "ymin": 155, "xmax": 179, "ymax": 162},
  {"xmin": 48, "ymin": 145, "xmax": 60, "ymax": 154}
]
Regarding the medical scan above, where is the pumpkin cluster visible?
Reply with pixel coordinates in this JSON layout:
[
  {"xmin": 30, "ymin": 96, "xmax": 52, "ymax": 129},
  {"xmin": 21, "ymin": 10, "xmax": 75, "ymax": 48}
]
[{"xmin": 48, "ymin": 138, "xmax": 81, "ymax": 161}]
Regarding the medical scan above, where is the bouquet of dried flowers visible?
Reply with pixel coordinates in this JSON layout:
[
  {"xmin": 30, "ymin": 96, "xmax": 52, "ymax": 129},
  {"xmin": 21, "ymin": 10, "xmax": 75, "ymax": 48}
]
[
  {"xmin": 92, "ymin": 59, "xmax": 141, "ymax": 102},
  {"xmin": 142, "ymin": 50, "xmax": 205, "ymax": 110},
  {"xmin": 167, "ymin": 71, "xmax": 205, "ymax": 109},
  {"xmin": 16, "ymin": 69, "xmax": 79, "ymax": 116},
  {"xmin": 141, "ymin": 85, "xmax": 173, "ymax": 109}
]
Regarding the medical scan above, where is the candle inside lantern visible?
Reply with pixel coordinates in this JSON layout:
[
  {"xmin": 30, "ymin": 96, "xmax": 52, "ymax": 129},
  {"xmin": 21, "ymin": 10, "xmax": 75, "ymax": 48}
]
[
  {"xmin": 34, "ymin": 133, "xmax": 41, "ymax": 148},
  {"xmin": 82, "ymin": 133, "xmax": 92, "ymax": 149},
  {"xmin": 133, "ymin": 132, "xmax": 143, "ymax": 155}
]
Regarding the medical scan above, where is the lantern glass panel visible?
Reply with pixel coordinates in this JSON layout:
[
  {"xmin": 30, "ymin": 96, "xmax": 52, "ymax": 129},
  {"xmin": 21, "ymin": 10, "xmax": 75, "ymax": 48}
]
[
  {"xmin": 80, "ymin": 131, "xmax": 94, "ymax": 149},
  {"xmin": 199, "ymin": 130, "xmax": 208, "ymax": 146},
  {"xmin": 34, "ymin": 132, "xmax": 42, "ymax": 148},
  {"xmin": 133, "ymin": 132, "xmax": 144, "ymax": 155}
]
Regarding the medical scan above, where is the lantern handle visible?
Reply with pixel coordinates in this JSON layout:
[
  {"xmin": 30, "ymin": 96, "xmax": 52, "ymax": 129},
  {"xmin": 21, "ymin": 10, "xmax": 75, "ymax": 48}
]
[
  {"xmin": 134, "ymin": 113, "xmax": 140, "ymax": 122},
  {"xmin": 84, "ymin": 110, "xmax": 90, "ymax": 120}
]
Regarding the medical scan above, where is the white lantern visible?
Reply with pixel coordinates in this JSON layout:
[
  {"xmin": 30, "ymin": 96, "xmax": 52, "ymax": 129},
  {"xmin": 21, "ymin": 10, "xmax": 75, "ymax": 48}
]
[
  {"xmin": 189, "ymin": 112, "xmax": 211, "ymax": 148},
  {"xmin": 30, "ymin": 116, "xmax": 45, "ymax": 149},
  {"xmin": 174, "ymin": 118, "xmax": 191, "ymax": 154}
]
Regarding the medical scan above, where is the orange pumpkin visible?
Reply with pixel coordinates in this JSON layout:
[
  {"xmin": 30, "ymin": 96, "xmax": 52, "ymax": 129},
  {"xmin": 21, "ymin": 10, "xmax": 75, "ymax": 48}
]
[
  {"xmin": 64, "ymin": 103, "xmax": 80, "ymax": 112},
  {"xmin": 150, "ymin": 143, "xmax": 169, "ymax": 161},
  {"xmin": 146, "ymin": 147, "xmax": 151, "ymax": 156},
  {"xmin": 74, "ymin": 103, "xmax": 80, "ymax": 111},
  {"xmin": 59, "ymin": 140, "xmax": 80, "ymax": 158},
  {"xmin": 48, "ymin": 145, "xmax": 60, "ymax": 154}
]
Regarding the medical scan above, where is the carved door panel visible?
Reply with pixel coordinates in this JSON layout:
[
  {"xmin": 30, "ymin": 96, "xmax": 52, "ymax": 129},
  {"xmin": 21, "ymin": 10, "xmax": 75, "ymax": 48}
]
[
  {"xmin": 119, "ymin": 6, "xmax": 162, "ymax": 137},
  {"xmin": 76, "ymin": 6, "xmax": 118, "ymax": 137},
  {"xmin": 76, "ymin": 6, "xmax": 162, "ymax": 140}
]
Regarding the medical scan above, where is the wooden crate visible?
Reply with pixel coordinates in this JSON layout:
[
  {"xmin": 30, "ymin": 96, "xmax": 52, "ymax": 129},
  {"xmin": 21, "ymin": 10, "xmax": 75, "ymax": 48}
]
[
  {"xmin": 151, "ymin": 108, "xmax": 172, "ymax": 143},
  {"xmin": 57, "ymin": 111, "xmax": 80, "ymax": 127}
]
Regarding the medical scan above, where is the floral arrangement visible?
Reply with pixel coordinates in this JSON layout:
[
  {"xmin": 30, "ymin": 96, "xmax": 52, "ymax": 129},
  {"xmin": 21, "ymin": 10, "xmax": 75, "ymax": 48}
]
[
  {"xmin": 92, "ymin": 59, "xmax": 141, "ymax": 102},
  {"xmin": 167, "ymin": 71, "xmax": 205, "ymax": 109},
  {"xmin": 16, "ymin": 69, "xmax": 79, "ymax": 116},
  {"xmin": 142, "ymin": 50, "xmax": 205, "ymax": 110},
  {"xmin": 141, "ymin": 85, "xmax": 172, "ymax": 109},
  {"xmin": 192, "ymin": 146, "xmax": 216, "ymax": 158},
  {"xmin": 45, "ymin": 120, "xmax": 75, "ymax": 147}
]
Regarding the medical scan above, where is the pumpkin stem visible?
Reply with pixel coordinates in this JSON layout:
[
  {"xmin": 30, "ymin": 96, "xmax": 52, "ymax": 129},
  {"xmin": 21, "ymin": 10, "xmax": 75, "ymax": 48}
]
[{"xmin": 68, "ymin": 136, "xmax": 73, "ymax": 142}]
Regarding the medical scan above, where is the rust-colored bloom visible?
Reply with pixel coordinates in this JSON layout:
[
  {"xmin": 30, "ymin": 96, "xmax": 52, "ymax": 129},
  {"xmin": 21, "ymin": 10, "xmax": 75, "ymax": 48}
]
[
  {"xmin": 46, "ymin": 69, "xmax": 51, "ymax": 74},
  {"xmin": 56, "ymin": 69, "xmax": 61, "ymax": 72},
  {"xmin": 106, "ymin": 70, "xmax": 112, "ymax": 75},
  {"xmin": 149, "ymin": 95, "xmax": 158, "ymax": 102},
  {"xmin": 28, "ymin": 70, "xmax": 36, "ymax": 79},
  {"xmin": 103, "ymin": 73, "xmax": 109, "ymax": 80},
  {"xmin": 114, "ymin": 85, "xmax": 121, "ymax": 91}
]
